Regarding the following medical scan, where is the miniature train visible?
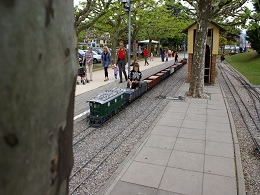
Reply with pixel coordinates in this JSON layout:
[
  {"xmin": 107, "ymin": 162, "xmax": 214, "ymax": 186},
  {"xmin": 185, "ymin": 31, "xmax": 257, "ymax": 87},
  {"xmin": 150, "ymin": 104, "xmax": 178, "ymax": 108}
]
[{"xmin": 87, "ymin": 59, "xmax": 187, "ymax": 127}]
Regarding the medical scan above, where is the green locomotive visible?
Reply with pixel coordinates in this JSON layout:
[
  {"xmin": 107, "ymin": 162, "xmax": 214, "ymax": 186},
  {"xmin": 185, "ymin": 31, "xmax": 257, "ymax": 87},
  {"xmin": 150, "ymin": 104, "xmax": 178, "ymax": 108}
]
[{"xmin": 88, "ymin": 88, "xmax": 127, "ymax": 127}]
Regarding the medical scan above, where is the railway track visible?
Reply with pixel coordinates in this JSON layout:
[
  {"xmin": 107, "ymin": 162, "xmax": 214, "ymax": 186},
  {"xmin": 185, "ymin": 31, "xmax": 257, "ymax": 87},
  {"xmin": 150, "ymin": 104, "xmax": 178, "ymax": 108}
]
[
  {"xmin": 218, "ymin": 61, "xmax": 260, "ymax": 153},
  {"xmin": 69, "ymin": 64, "xmax": 187, "ymax": 194}
]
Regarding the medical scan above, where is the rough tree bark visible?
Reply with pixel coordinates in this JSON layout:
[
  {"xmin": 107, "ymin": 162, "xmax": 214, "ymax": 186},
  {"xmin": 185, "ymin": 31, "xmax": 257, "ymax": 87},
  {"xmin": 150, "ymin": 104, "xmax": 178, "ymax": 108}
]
[
  {"xmin": 185, "ymin": 0, "xmax": 247, "ymax": 97},
  {"xmin": 0, "ymin": 0, "xmax": 77, "ymax": 194},
  {"xmin": 188, "ymin": 19, "xmax": 210, "ymax": 97}
]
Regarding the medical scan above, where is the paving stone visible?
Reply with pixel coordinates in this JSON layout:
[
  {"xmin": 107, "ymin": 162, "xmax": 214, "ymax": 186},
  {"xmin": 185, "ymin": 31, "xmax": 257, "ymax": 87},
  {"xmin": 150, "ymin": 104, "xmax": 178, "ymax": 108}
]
[
  {"xmin": 188, "ymin": 103, "xmax": 208, "ymax": 109},
  {"xmin": 207, "ymin": 109, "xmax": 228, "ymax": 117},
  {"xmin": 178, "ymin": 127, "xmax": 205, "ymax": 140},
  {"xmin": 210, "ymin": 94, "xmax": 225, "ymax": 101},
  {"xmin": 121, "ymin": 161, "xmax": 165, "ymax": 188},
  {"xmin": 168, "ymin": 102, "xmax": 189, "ymax": 109},
  {"xmin": 151, "ymin": 125, "xmax": 180, "ymax": 137},
  {"xmin": 134, "ymin": 146, "xmax": 171, "ymax": 166},
  {"xmin": 190, "ymin": 98, "xmax": 208, "ymax": 104},
  {"xmin": 207, "ymin": 104, "xmax": 226, "ymax": 110},
  {"xmin": 205, "ymin": 141, "xmax": 234, "ymax": 158},
  {"xmin": 168, "ymin": 150, "xmax": 204, "ymax": 172},
  {"xmin": 145, "ymin": 135, "xmax": 176, "ymax": 149},
  {"xmin": 157, "ymin": 190, "xmax": 183, "ymax": 195},
  {"xmin": 167, "ymin": 106, "xmax": 188, "ymax": 113},
  {"xmin": 185, "ymin": 113, "xmax": 207, "ymax": 122},
  {"xmin": 182, "ymin": 119, "xmax": 206, "ymax": 130},
  {"xmin": 205, "ymin": 88, "xmax": 222, "ymax": 94},
  {"xmin": 206, "ymin": 131, "xmax": 233, "ymax": 144},
  {"xmin": 159, "ymin": 167, "xmax": 203, "ymax": 195},
  {"xmin": 109, "ymin": 181, "xmax": 157, "ymax": 195},
  {"xmin": 206, "ymin": 121, "xmax": 231, "ymax": 132},
  {"xmin": 174, "ymin": 138, "xmax": 205, "ymax": 154},
  {"xmin": 163, "ymin": 112, "xmax": 186, "ymax": 120},
  {"xmin": 203, "ymin": 174, "xmax": 237, "ymax": 195},
  {"xmin": 207, "ymin": 100, "xmax": 225, "ymax": 106},
  {"xmin": 187, "ymin": 107, "xmax": 207, "ymax": 115},
  {"xmin": 204, "ymin": 155, "xmax": 236, "ymax": 177},
  {"xmin": 207, "ymin": 115, "xmax": 229, "ymax": 124},
  {"xmin": 157, "ymin": 118, "xmax": 183, "ymax": 128}
]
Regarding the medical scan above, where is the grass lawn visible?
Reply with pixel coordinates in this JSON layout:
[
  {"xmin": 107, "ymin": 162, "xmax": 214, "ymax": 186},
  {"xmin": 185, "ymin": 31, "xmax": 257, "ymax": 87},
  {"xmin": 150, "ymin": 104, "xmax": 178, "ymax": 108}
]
[{"xmin": 224, "ymin": 51, "xmax": 260, "ymax": 85}]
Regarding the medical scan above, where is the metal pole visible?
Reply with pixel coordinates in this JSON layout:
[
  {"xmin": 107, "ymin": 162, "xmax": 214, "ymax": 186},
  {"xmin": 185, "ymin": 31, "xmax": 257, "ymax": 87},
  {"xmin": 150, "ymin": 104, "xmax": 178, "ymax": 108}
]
[{"xmin": 127, "ymin": 0, "xmax": 131, "ymax": 76}]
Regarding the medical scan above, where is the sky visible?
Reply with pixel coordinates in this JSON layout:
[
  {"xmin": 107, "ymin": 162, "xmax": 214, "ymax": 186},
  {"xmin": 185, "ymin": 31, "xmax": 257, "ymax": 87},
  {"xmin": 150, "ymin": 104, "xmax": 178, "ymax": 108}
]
[
  {"xmin": 74, "ymin": 0, "xmax": 80, "ymax": 6},
  {"xmin": 74, "ymin": 0, "xmax": 254, "ymax": 9}
]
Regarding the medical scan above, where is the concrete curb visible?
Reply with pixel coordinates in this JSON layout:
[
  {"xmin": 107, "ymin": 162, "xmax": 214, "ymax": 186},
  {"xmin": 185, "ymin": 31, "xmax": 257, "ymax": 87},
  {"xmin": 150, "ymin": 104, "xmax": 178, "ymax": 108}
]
[{"xmin": 219, "ymin": 84, "xmax": 246, "ymax": 195}]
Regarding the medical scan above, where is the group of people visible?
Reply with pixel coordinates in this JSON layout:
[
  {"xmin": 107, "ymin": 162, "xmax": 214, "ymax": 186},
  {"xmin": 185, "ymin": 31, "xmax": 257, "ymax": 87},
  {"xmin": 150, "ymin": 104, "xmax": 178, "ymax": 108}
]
[
  {"xmin": 81, "ymin": 41, "xmax": 142, "ymax": 90},
  {"xmin": 160, "ymin": 48, "xmax": 179, "ymax": 62}
]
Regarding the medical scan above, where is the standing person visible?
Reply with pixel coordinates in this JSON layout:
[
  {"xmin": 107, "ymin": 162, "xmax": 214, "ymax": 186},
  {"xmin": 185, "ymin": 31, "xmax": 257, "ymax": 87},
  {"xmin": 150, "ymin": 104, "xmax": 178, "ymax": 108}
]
[
  {"xmin": 83, "ymin": 47, "xmax": 94, "ymax": 83},
  {"xmin": 175, "ymin": 52, "xmax": 178, "ymax": 62},
  {"xmin": 115, "ymin": 41, "xmax": 128, "ymax": 83},
  {"xmin": 165, "ymin": 49, "xmax": 168, "ymax": 61},
  {"xmin": 168, "ymin": 49, "xmax": 172, "ymax": 57},
  {"xmin": 101, "ymin": 46, "xmax": 111, "ymax": 81},
  {"xmin": 221, "ymin": 51, "xmax": 225, "ymax": 62},
  {"xmin": 143, "ymin": 47, "xmax": 149, "ymax": 66},
  {"xmin": 160, "ymin": 48, "xmax": 165, "ymax": 62}
]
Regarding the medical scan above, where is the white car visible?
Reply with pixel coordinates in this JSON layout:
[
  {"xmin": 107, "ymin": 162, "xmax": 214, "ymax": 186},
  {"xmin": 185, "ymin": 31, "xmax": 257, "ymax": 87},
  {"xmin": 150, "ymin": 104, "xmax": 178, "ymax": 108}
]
[{"xmin": 78, "ymin": 49, "xmax": 101, "ymax": 64}]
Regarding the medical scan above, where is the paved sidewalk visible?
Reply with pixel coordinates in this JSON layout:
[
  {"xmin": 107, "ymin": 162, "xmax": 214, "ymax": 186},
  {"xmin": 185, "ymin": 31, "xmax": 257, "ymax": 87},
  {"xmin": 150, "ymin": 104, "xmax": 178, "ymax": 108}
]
[
  {"xmin": 103, "ymin": 83, "xmax": 245, "ymax": 195},
  {"xmin": 75, "ymin": 56, "xmax": 177, "ymax": 96}
]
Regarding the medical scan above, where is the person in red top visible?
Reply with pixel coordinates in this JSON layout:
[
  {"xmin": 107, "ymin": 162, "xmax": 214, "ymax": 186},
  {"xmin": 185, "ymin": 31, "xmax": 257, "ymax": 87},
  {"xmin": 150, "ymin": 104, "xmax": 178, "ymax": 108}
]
[
  {"xmin": 115, "ymin": 41, "xmax": 128, "ymax": 83},
  {"xmin": 143, "ymin": 47, "xmax": 149, "ymax": 66}
]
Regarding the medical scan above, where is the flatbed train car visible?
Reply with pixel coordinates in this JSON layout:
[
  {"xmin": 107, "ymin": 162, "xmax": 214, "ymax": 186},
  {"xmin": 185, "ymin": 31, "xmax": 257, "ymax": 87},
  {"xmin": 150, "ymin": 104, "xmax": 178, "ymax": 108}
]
[{"xmin": 87, "ymin": 59, "xmax": 187, "ymax": 127}]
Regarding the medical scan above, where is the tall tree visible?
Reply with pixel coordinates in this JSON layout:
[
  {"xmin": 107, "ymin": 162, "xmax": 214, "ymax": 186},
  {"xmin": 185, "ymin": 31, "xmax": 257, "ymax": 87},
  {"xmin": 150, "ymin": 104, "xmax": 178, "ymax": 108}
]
[
  {"xmin": 180, "ymin": 0, "xmax": 247, "ymax": 97},
  {"xmin": 0, "ymin": 1, "xmax": 77, "ymax": 194}
]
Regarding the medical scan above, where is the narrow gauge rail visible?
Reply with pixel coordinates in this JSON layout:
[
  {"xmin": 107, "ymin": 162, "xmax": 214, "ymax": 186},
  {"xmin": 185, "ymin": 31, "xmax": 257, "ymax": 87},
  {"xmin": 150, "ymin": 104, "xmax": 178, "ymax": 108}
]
[
  {"xmin": 69, "ymin": 61, "xmax": 187, "ymax": 194},
  {"xmin": 218, "ymin": 62, "xmax": 260, "ymax": 153},
  {"xmin": 87, "ymin": 60, "xmax": 186, "ymax": 127}
]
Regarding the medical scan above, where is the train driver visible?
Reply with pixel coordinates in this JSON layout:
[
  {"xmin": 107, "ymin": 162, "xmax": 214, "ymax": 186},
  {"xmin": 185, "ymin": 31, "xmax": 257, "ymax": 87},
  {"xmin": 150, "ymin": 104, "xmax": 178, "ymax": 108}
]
[{"xmin": 127, "ymin": 63, "xmax": 142, "ymax": 90}]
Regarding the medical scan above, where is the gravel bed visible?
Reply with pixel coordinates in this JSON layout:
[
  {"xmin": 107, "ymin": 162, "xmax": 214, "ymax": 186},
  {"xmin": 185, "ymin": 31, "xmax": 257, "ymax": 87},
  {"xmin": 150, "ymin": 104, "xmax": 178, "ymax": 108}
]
[
  {"xmin": 217, "ymin": 61, "xmax": 260, "ymax": 195},
  {"xmin": 69, "ymin": 64, "xmax": 187, "ymax": 194}
]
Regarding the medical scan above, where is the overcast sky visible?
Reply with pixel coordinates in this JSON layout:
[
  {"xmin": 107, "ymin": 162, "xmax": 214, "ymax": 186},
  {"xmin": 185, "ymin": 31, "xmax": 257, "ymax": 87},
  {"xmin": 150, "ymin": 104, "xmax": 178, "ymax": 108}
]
[{"xmin": 74, "ymin": 0, "xmax": 254, "ymax": 9}]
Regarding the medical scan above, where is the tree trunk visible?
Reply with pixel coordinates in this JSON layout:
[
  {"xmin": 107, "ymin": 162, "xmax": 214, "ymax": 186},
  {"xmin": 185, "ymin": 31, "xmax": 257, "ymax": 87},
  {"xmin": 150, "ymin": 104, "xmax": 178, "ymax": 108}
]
[
  {"xmin": 111, "ymin": 35, "xmax": 118, "ymax": 63},
  {"xmin": 188, "ymin": 19, "xmax": 209, "ymax": 97},
  {"xmin": 0, "ymin": 1, "xmax": 77, "ymax": 194}
]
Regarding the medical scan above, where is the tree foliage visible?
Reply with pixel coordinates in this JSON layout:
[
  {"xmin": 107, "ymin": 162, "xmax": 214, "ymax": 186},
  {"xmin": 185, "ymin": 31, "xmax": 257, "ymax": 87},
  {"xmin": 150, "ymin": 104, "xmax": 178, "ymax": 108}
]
[
  {"xmin": 246, "ymin": 0, "xmax": 260, "ymax": 54},
  {"xmin": 74, "ymin": 0, "xmax": 113, "ymax": 35}
]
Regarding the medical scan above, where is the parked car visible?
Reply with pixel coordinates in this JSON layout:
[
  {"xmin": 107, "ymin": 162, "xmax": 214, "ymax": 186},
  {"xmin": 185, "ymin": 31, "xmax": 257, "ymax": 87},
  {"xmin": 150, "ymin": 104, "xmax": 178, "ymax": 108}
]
[
  {"xmin": 78, "ymin": 49, "xmax": 101, "ymax": 64},
  {"xmin": 93, "ymin": 48, "xmax": 103, "ymax": 55}
]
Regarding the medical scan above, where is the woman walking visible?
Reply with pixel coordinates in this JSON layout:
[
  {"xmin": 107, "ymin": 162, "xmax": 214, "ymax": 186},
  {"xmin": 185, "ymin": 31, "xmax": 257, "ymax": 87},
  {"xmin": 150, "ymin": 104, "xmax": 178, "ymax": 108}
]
[
  {"xmin": 101, "ymin": 46, "xmax": 111, "ymax": 81},
  {"xmin": 83, "ymin": 47, "xmax": 94, "ymax": 83}
]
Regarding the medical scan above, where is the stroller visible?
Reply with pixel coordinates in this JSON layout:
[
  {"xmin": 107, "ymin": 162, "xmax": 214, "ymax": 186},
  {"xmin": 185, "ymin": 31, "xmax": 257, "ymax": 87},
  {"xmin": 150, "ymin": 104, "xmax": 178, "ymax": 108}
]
[{"xmin": 77, "ymin": 67, "xmax": 86, "ymax": 85}]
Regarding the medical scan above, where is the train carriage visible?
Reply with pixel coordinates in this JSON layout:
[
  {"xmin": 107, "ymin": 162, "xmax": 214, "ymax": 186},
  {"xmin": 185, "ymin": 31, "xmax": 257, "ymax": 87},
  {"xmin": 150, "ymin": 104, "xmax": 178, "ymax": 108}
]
[{"xmin": 87, "ymin": 61, "xmax": 186, "ymax": 127}]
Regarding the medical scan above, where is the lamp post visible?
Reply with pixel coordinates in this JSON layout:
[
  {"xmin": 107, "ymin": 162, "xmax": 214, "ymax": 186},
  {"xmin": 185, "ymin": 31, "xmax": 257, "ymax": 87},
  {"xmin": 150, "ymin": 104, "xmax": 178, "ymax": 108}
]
[{"xmin": 121, "ymin": 0, "xmax": 132, "ymax": 76}]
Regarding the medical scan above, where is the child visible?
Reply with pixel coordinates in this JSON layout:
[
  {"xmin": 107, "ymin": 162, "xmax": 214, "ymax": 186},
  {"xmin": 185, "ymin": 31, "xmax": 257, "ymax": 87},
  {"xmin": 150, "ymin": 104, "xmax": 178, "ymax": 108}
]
[{"xmin": 113, "ymin": 64, "xmax": 118, "ymax": 79}]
